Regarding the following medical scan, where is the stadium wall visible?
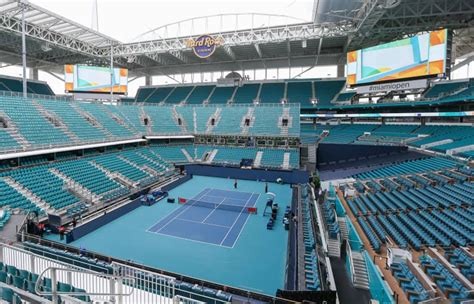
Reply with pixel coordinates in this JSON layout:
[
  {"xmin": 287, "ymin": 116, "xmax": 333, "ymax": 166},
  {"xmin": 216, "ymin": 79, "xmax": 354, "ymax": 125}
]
[
  {"xmin": 66, "ymin": 175, "xmax": 194, "ymax": 243},
  {"xmin": 184, "ymin": 164, "xmax": 310, "ymax": 184},
  {"xmin": 317, "ymin": 144, "xmax": 408, "ymax": 166},
  {"xmin": 66, "ymin": 191, "xmax": 148, "ymax": 243},
  {"xmin": 161, "ymin": 174, "xmax": 192, "ymax": 191}
]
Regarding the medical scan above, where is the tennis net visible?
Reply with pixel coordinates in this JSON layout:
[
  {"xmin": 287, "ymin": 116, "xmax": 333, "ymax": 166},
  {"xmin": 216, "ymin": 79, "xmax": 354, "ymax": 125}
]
[{"xmin": 184, "ymin": 199, "xmax": 256, "ymax": 214}]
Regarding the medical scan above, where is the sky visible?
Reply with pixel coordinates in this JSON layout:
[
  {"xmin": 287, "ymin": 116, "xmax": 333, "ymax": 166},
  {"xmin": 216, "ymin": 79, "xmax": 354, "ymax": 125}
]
[
  {"xmin": 30, "ymin": 0, "xmax": 314, "ymax": 42},
  {"xmin": 0, "ymin": 0, "xmax": 472, "ymax": 96}
]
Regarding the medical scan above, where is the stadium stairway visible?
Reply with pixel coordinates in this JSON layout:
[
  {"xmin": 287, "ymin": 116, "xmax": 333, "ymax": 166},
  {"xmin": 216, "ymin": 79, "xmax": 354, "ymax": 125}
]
[
  {"xmin": 76, "ymin": 102, "xmax": 138, "ymax": 138},
  {"xmin": 206, "ymin": 107, "xmax": 222, "ymax": 134},
  {"xmin": 104, "ymin": 105, "xmax": 136, "ymax": 133},
  {"xmin": 49, "ymin": 168, "xmax": 101, "ymax": 203},
  {"xmin": 1, "ymin": 176, "xmax": 52, "ymax": 213},
  {"xmin": 0, "ymin": 111, "xmax": 30, "ymax": 150},
  {"xmin": 253, "ymin": 151, "xmax": 263, "ymax": 167},
  {"xmin": 0, "ymin": 213, "xmax": 25, "ymax": 243},
  {"xmin": 240, "ymin": 107, "xmax": 255, "ymax": 135},
  {"xmin": 32, "ymin": 100, "xmax": 81, "ymax": 143},
  {"xmin": 70, "ymin": 102, "xmax": 115, "ymax": 139},
  {"xmin": 278, "ymin": 107, "xmax": 291, "ymax": 136},
  {"xmin": 90, "ymin": 160, "xmax": 137, "ymax": 188},
  {"xmin": 180, "ymin": 148, "xmax": 194, "ymax": 162},
  {"xmin": 351, "ymin": 251, "xmax": 370, "ymax": 290},
  {"xmin": 205, "ymin": 149, "xmax": 219, "ymax": 164},
  {"xmin": 0, "ymin": 99, "xmax": 299, "ymax": 154},
  {"xmin": 139, "ymin": 106, "xmax": 153, "ymax": 134},
  {"xmin": 39, "ymin": 99, "xmax": 109, "ymax": 143},
  {"xmin": 337, "ymin": 217, "xmax": 349, "ymax": 240},
  {"xmin": 282, "ymin": 152, "xmax": 290, "ymax": 170},
  {"xmin": 102, "ymin": 105, "xmax": 140, "ymax": 135},
  {"xmin": 172, "ymin": 106, "xmax": 188, "ymax": 133}
]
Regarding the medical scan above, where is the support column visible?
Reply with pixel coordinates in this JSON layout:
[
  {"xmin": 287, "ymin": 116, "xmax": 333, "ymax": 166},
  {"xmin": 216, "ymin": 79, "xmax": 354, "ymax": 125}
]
[
  {"xmin": 337, "ymin": 64, "xmax": 345, "ymax": 78},
  {"xmin": 21, "ymin": 5, "xmax": 27, "ymax": 98},
  {"xmin": 29, "ymin": 68, "xmax": 39, "ymax": 80},
  {"xmin": 145, "ymin": 75, "xmax": 152, "ymax": 86}
]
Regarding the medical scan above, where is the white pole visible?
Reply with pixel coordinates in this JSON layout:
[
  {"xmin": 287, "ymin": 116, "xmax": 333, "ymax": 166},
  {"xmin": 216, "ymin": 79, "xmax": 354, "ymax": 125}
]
[
  {"xmin": 110, "ymin": 43, "xmax": 114, "ymax": 101},
  {"xmin": 21, "ymin": 3, "xmax": 27, "ymax": 98}
]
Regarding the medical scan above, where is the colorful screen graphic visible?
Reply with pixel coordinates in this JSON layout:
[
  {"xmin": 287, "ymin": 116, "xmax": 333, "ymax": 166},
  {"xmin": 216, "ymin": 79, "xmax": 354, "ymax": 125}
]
[
  {"xmin": 347, "ymin": 29, "xmax": 448, "ymax": 86},
  {"xmin": 64, "ymin": 65, "xmax": 128, "ymax": 94}
]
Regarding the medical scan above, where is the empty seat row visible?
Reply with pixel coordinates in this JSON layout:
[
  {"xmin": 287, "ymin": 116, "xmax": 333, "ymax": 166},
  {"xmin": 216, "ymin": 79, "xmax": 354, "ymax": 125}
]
[
  {"xmin": 391, "ymin": 262, "xmax": 430, "ymax": 303},
  {"xmin": 420, "ymin": 255, "xmax": 472, "ymax": 302}
]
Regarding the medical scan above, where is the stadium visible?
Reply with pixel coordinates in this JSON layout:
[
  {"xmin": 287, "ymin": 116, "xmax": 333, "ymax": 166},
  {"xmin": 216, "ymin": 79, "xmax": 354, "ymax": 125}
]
[{"xmin": 0, "ymin": 0, "xmax": 472, "ymax": 303}]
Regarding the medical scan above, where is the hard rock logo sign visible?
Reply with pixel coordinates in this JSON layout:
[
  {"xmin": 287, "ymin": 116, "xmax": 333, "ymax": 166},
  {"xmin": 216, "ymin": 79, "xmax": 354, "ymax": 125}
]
[{"xmin": 185, "ymin": 35, "xmax": 224, "ymax": 58}]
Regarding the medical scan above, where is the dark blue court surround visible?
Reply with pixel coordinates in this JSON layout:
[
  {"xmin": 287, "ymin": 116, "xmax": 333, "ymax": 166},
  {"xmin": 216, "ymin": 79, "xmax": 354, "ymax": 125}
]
[{"xmin": 148, "ymin": 188, "xmax": 259, "ymax": 247}]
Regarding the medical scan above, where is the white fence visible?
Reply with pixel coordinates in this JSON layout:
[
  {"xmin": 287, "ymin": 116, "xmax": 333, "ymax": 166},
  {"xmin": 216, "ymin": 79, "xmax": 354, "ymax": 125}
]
[{"xmin": 2, "ymin": 243, "xmax": 228, "ymax": 304}]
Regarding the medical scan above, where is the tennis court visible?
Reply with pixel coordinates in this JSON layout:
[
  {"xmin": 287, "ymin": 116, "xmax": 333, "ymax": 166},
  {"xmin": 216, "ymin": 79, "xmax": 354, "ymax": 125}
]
[
  {"xmin": 148, "ymin": 188, "xmax": 259, "ymax": 247},
  {"xmin": 53, "ymin": 175, "xmax": 291, "ymax": 295}
]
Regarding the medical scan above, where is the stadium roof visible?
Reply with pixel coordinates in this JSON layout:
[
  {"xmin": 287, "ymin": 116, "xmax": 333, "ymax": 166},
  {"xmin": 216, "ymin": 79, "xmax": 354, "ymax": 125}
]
[
  {"xmin": 0, "ymin": 0, "xmax": 120, "ymax": 70},
  {"xmin": 0, "ymin": 0, "xmax": 473, "ymax": 78},
  {"xmin": 313, "ymin": 0, "xmax": 474, "ymax": 48}
]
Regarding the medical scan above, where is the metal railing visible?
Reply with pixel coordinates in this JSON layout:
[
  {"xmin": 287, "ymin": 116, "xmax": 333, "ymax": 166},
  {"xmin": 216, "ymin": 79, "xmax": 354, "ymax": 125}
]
[
  {"xmin": 0, "ymin": 135, "xmax": 146, "ymax": 156},
  {"xmin": 17, "ymin": 234, "xmax": 299, "ymax": 303},
  {"xmin": 0, "ymin": 96, "xmax": 301, "ymax": 156},
  {"xmin": 173, "ymin": 295, "xmax": 206, "ymax": 304},
  {"xmin": 0, "ymin": 89, "xmax": 72, "ymax": 101},
  {"xmin": 35, "ymin": 267, "xmax": 134, "ymax": 303},
  {"xmin": 112, "ymin": 262, "xmax": 178, "ymax": 304},
  {"xmin": 123, "ymin": 101, "xmax": 301, "ymax": 108}
]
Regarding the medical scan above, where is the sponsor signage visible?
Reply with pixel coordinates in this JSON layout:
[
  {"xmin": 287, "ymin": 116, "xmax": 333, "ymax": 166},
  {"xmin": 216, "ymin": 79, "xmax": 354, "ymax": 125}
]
[
  {"xmin": 356, "ymin": 79, "xmax": 428, "ymax": 94},
  {"xmin": 186, "ymin": 35, "xmax": 223, "ymax": 58},
  {"xmin": 64, "ymin": 64, "xmax": 128, "ymax": 94},
  {"xmin": 347, "ymin": 29, "xmax": 448, "ymax": 85}
]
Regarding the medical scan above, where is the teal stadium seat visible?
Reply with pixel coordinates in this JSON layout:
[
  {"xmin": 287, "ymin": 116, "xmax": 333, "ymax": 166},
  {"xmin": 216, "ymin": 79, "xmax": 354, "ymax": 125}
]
[
  {"xmin": 145, "ymin": 87, "xmax": 175, "ymax": 103},
  {"xmin": 187, "ymin": 85, "xmax": 215, "ymax": 104},
  {"xmin": 286, "ymin": 81, "xmax": 313, "ymax": 107},
  {"xmin": 165, "ymin": 86, "xmax": 194, "ymax": 104},
  {"xmin": 209, "ymin": 86, "xmax": 235, "ymax": 104},
  {"xmin": 259, "ymin": 83, "xmax": 284, "ymax": 103},
  {"xmin": 233, "ymin": 84, "xmax": 259, "ymax": 103}
]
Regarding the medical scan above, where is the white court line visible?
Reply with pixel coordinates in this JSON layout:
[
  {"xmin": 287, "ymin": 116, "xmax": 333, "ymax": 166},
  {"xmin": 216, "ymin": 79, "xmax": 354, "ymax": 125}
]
[
  {"xmin": 219, "ymin": 192, "xmax": 255, "ymax": 246},
  {"xmin": 207, "ymin": 188, "xmax": 254, "ymax": 199},
  {"xmin": 224, "ymin": 193, "xmax": 261, "ymax": 247},
  {"xmin": 193, "ymin": 188, "xmax": 212, "ymax": 201},
  {"xmin": 202, "ymin": 191, "xmax": 249, "ymax": 203},
  {"xmin": 175, "ymin": 217, "xmax": 232, "ymax": 229},
  {"xmin": 147, "ymin": 188, "xmax": 259, "ymax": 249},
  {"xmin": 201, "ymin": 197, "xmax": 226, "ymax": 223},
  {"xmin": 202, "ymin": 193, "xmax": 251, "ymax": 203},
  {"xmin": 145, "ymin": 229, "xmax": 232, "ymax": 248},
  {"xmin": 148, "ymin": 188, "xmax": 212, "ymax": 233}
]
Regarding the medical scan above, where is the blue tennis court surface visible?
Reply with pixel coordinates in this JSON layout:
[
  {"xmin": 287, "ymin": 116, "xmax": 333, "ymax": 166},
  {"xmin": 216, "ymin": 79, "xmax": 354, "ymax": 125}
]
[
  {"xmin": 148, "ymin": 188, "xmax": 259, "ymax": 247},
  {"xmin": 51, "ymin": 175, "xmax": 291, "ymax": 295}
]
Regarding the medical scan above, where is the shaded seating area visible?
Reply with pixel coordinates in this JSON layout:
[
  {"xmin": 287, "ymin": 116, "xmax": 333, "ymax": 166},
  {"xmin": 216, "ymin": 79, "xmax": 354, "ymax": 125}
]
[
  {"xmin": 391, "ymin": 262, "xmax": 430, "ymax": 303},
  {"xmin": 420, "ymin": 255, "xmax": 472, "ymax": 302},
  {"xmin": 445, "ymin": 248, "xmax": 474, "ymax": 281},
  {"xmin": 301, "ymin": 185, "xmax": 321, "ymax": 291},
  {"xmin": 0, "ymin": 75, "xmax": 54, "ymax": 95}
]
